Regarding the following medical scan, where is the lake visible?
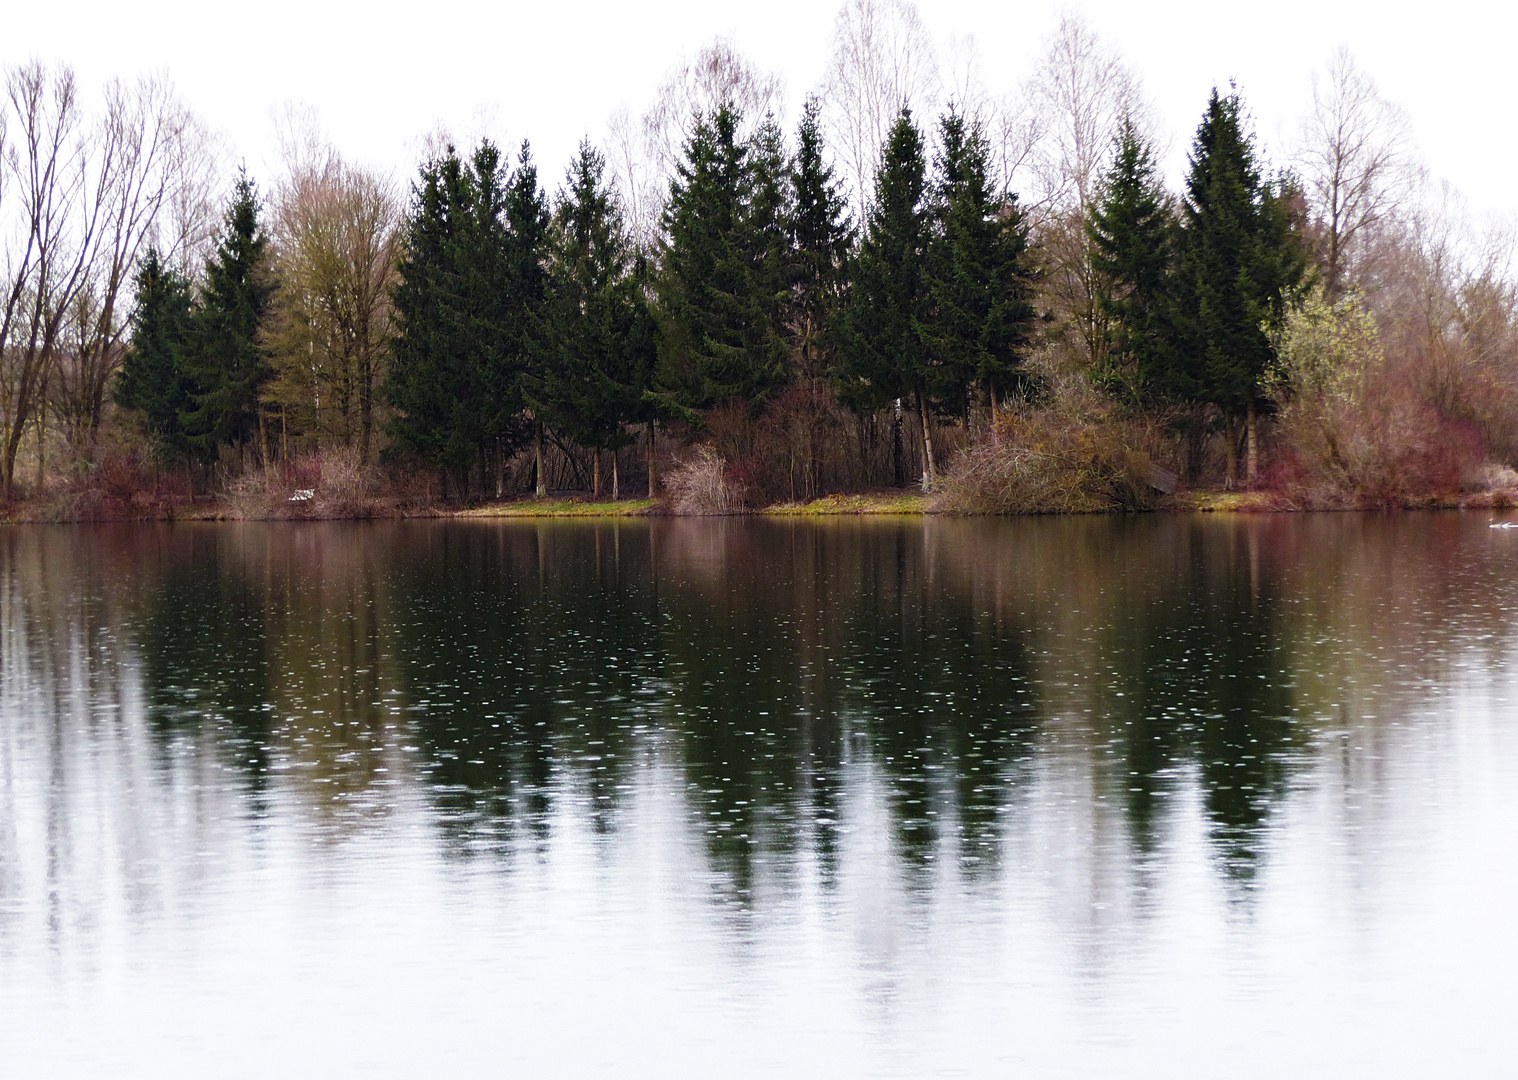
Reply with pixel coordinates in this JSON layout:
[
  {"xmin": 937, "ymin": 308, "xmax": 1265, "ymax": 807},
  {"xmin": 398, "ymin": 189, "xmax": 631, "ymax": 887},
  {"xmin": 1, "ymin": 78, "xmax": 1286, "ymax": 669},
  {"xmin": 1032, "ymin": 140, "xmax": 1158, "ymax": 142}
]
[{"xmin": 1, "ymin": 515, "xmax": 1514, "ymax": 1076}]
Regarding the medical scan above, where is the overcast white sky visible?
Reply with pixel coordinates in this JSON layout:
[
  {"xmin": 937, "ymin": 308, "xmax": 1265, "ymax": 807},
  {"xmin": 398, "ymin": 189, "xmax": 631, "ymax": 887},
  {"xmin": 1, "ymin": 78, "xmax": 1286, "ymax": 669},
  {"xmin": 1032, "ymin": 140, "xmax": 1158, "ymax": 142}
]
[{"xmin": 4, "ymin": 0, "xmax": 1510, "ymax": 215}]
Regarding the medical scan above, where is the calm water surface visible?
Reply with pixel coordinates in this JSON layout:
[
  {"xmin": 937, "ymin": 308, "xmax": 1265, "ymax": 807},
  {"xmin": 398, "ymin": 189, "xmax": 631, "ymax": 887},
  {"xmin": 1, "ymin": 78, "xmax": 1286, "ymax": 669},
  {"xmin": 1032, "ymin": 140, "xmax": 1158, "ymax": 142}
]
[{"xmin": 1, "ymin": 515, "xmax": 1515, "ymax": 1076}]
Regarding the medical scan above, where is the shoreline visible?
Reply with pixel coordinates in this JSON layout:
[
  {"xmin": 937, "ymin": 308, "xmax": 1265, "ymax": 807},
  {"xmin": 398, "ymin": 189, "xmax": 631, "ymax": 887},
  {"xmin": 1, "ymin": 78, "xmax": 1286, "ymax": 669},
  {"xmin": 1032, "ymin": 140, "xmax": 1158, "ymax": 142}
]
[{"xmin": 3, "ymin": 487, "xmax": 1516, "ymax": 524}]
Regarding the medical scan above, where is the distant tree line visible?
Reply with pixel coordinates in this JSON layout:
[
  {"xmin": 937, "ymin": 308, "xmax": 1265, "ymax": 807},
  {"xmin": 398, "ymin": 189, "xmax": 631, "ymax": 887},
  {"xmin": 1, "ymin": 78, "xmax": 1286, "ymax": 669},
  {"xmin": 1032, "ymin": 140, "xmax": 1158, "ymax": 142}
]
[{"xmin": 12, "ymin": 5, "xmax": 1518, "ymax": 507}]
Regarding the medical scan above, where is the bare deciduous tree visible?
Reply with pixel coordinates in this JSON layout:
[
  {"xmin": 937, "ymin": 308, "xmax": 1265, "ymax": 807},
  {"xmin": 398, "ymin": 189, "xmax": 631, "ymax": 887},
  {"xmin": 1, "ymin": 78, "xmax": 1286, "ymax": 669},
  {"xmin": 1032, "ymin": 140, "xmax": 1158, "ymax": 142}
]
[
  {"xmin": 0, "ymin": 63, "xmax": 102, "ymax": 502},
  {"xmin": 607, "ymin": 38, "xmax": 785, "ymax": 249},
  {"xmin": 1297, "ymin": 47, "xmax": 1412, "ymax": 299},
  {"xmin": 643, "ymin": 38, "xmax": 785, "ymax": 176},
  {"xmin": 52, "ymin": 74, "xmax": 204, "ymax": 466},
  {"xmin": 1025, "ymin": 13, "xmax": 1145, "ymax": 216},
  {"xmin": 1022, "ymin": 15, "xmax": 1147, "ymax": 371},
  {"xmin": 822, "ymin": 0, "xmax": 940, "ymax": 214}
]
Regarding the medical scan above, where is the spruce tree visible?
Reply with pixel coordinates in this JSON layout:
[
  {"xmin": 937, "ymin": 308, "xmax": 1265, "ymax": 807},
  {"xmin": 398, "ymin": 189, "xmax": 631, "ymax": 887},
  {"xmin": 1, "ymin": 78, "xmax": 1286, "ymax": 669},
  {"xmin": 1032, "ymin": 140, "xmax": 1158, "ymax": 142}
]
[
  {"xmin": 655, "ymin": 103, "xmax": 788, "ymax": 409},
  {"xmin": 180, "ymin": 174, "xmax": 273, "ymax": 464},
  {"xmin": 115, "ymin": 248, "xmax": 195, "ymax": 465},
  {"xmin": 924, "ymin": 104, "xmax": 1038, "ymax": 425},
  {"xmin": 1180, "ymin": 89, "xmax": 1309, "ymax": 482},
  {"xmin": 1087, "ymin": 119, "xmax": 1190, "ymax": 407},
  {"xmin": 747, "ymin": 114, "xmax": 793, "ymax": 382},
  {"xmin": 531, "ymin": 141, "xmax": 656, "ymax": 496},
  {"xmin": 790, "ymin": 97, "xmax": 852, "ymax": 379},
  {"xmin": 840, "ymin": 109, "xmax": 936, "ymax": 488},
  {"xmin": 499, "ymin": 142, "xmax": 549, "ymax": 465},
  {"xmin": 387, "ymin": 142, "xmax": 517, "ymax": 490}
]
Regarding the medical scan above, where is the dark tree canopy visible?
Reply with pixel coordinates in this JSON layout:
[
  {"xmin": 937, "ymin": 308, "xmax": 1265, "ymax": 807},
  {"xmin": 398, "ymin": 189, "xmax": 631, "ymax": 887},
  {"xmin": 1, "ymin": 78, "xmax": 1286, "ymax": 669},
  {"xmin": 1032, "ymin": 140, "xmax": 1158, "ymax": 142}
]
[
  {"xmin": 115, "ymin": 248, "xmax": 194, "ymax": 464},
  {"xmin": 1180, "ymin": 89, "xmax": 1309, "ymax": 416},
  {"xmin": 386, "ymin": 141, "xmax": 541, "ymax": 478},
  {"xmin": 1087, "ymin": 118, "xmax": 1191, "ymax": 406},
  {"xmin": 924, "ymin": 104, "xmax": 1038, "ymax": 417},
  {"xmin": 655, "ymin": 103, "xmax": 789, "ymax": 410},
  {"xmin": 840, "ymin": 108, "xmax": 931, "ymax": 415},
  {"xmin": 180, "ymin": 174, "xmax": 273, "ymax": 463},
  {"xmin": 790, "ymin": 96, "xmax": 853, "ymax": 380},
  {"xmin": 530, "ymin": 141, "xmax": 656, "ymax": 455}
]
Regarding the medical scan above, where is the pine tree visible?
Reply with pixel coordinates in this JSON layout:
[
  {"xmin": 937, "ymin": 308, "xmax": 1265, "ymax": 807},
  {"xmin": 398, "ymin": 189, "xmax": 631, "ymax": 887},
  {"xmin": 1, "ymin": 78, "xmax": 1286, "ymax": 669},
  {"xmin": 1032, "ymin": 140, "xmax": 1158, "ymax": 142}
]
[
  {"xmin": 790, "ymin": 97, "xmax": 852, "ymax": 379},
  {"xmin": 924, "ymin": 104, "xmax": 1038, "ymax": 426},
  {"xmin": 180, "ymin": 174, "xmax": 273, "ymax": 465},
  {"xmin": 115, "ymin": 248, "xmax": 195, "ymax": 465},
  {"xmin": 1181, "ymin": 89, "xmax": 1309, "ymax": 483},
  {"xmin": 531, "ymin": 140, "xmax": 656, "ymax": 497},
  {"xmin": 655, "ymin": 103, "xmax": 788, "ymax": 409},
  {"xmin": 840, "ymin": 109, "xmax": 935, "ymax": 489},
  {"xmin": 1087, "ymin": 119, "xmax": 1190, "ymax": 408}
]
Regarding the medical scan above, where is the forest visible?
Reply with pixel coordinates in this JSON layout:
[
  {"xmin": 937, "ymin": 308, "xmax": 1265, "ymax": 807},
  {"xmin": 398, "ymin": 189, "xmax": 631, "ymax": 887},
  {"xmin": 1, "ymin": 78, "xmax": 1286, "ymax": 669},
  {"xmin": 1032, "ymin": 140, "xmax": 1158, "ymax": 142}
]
[{"xmin": 3, "ymin": 1, "xmax": 1516, "ymax": 518}]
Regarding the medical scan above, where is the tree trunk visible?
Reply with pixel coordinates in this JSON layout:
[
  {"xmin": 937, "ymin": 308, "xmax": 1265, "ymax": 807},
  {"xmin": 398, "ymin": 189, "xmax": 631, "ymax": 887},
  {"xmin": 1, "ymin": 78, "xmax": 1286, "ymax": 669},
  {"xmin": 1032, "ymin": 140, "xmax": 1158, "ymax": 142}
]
[
  {"xmin": 612, "ymin": 451, "xmax": 619, "ymax": 501},
  {"xmin": 1246, "ymin": 399, "xmax": 1258, "ymax": 484},
  {"xmin": 593, "ymin": 450, "xmax": 602, "ymax": 499},
  {"xmin": 1224, "ymin": 414, "xmax": 1237, "ymax": 490},
  {"xmin": 917, "ymin": 389, "xmax": 937, "ymax": 492},
  {"xmin": 1, "ymin": 412, "xmax": 24, "ymax": 503},
  {"xmin": 359, "ymin": 355, "xmax": 373, "ymax": 463},
  {"xmin": 892, "ymin": 398, "xmax": 904, "ymax": 487},
  {"xmin": 35, "ymin": 403, "xmax": 45, "ymax": 498},
  {"xmin": 647, "ymin": 421, "xmax": 657, "ymax": 497},
  {"xmin": 534, "ymin": 422, "xmax": 547, "ymax": 497},
  {"xmin": 988, "ymin": 381, "xmax": 1000, "ymax": 426},
  {"xmin": 1186, "ymin": 406, "xmax": 1206, "ymax": 482},
  {"xmin": 494, "ymin": 441, "xmax": 505, "ymax": 500}
]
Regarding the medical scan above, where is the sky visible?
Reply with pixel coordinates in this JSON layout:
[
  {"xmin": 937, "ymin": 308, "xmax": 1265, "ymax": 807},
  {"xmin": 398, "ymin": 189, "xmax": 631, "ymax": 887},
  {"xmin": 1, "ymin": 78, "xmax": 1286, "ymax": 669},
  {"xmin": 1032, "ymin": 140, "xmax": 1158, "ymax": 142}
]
[{"xmin": 3, "ymin": 0, "xmax": 1512, "ymax": 217}]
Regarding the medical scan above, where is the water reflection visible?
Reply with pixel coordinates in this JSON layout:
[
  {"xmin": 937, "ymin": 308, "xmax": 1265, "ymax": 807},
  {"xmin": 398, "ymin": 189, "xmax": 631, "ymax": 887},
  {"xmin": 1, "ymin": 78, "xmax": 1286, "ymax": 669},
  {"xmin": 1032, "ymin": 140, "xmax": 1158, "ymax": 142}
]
[{"xmin": 2, "ymin": 514, "xmax": 1515, "ymax": 1074}]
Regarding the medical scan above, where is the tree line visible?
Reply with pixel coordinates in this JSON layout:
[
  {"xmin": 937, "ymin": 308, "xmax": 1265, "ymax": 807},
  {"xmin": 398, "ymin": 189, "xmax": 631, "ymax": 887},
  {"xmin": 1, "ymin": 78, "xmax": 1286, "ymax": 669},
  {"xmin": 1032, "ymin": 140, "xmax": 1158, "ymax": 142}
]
[
  {"xmin": 102, "ymin": 86, "xmax": 1334, "ymax": 500},
  {"xmin": 115, "ymin": 95, "xmax": 1043, "ymax": 498},
  {"xmin": 10, "ymin": 5, "xmax": 1516, "ymax": 508}
]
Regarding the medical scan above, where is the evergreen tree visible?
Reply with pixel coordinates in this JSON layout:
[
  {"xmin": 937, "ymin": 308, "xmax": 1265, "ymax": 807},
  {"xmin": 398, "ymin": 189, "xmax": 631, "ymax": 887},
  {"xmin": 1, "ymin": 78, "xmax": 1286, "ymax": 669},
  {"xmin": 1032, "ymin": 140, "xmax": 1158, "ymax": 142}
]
[
  {"xmin": 655, "ymin": 103, "xmax": 788, "ymax": 409},
  {"xmin": 1180, "ymin": 89, "xmax": 1309, "ymax": 482},
  {"xmin": 1087, "ymin": 119, "xmax": 1191, "ymax": 407},
  {"xmin": 498, "ymin": 142, "xmax": 549, "ymax": 458},
  {"xmin": 789, "ymin": 97, "xmax": 852, "ymax": 379},
  {"xmin": 531, "ymin": 141, "xmax": 656, "ymax": 496},
  {"xmin": 387, "ymin": 142, "xmax": 523, "ymax": 490},
  {"xmin": 115, "ymin": 248, "xmax": 195, "ymax": 464},
  {"xmin": 180, "ymin": 174, "xmax": 273, "ymax": 464},
  {"xmin": 924, "ymin": 104, "xmax": 1038, "ymax": 424},
  {"xmin": 747, "ymin": 114, "xmax": 793, "ymax": 377},
  {"xmin": 840, "ymin": 109, "xmax": 936, "ymax": 488}
]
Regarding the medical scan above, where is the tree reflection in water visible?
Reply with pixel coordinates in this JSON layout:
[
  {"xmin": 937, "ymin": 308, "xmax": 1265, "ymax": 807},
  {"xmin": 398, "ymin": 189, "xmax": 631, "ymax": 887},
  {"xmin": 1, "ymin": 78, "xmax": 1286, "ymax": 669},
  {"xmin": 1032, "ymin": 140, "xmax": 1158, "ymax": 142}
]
[{"xmin": 0, "ymin": 513, "xmax": 1490, "ymax": 928}]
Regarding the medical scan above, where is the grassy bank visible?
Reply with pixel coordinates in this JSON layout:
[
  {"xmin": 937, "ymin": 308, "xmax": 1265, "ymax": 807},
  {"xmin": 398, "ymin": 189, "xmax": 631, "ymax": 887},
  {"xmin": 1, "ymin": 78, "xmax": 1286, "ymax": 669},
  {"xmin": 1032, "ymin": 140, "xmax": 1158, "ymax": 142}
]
[
  {"xmin": 762, "ymin": 492, "xmax": 933, "ymax": 515},
  {"xmin": 457, "ymin": 497, "xmax": 660, "ymax": 518}
]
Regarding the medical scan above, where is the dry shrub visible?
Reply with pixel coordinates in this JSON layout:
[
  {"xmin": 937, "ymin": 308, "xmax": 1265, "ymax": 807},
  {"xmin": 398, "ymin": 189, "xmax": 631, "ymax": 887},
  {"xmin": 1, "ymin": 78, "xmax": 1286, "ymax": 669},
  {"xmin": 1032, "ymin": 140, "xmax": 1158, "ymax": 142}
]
[
  {"xmin": 1273, "ymin": 378, "xmax": 1478, "ymax": 504},
  {"xmin": 665, "ymin": 446, "xmax": 744, "ymax": 515},
  {"xmin": 1271, "ymin": 289, "xmax": 1482, "ymax": 505},
  {"xmin": 936, "ymin": 392, "xmax": 1159, "ymax": 515},
  {"xmin": 700, "ymin": 384, "xmax": 892, "ymax": 501},
  {"xmin": 41, "ymin": 451, "xmax": 184, "ymax": 521},
  {"xmin": 227, "ymin": 444, "xmax": 387, "ymax": 519}
]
